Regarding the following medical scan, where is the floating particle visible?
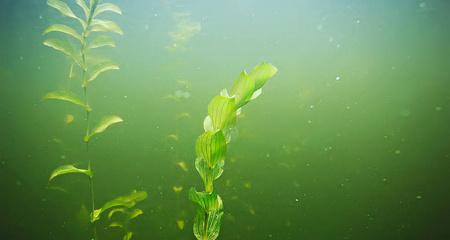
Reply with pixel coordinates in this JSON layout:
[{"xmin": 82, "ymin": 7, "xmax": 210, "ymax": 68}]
[
  {"xmin": 248, "ymin": 207, "xmax": 256, "ymax": 215},
  {"xmin": 309, "ymin": 105, "xmax": 314, "ymax": 109},
  {"xmin": 176, "ymin": 112, "xmax": 191, "ymax": 120},
  {"xmin": 336, "ymin": 76, "xmax": 341, "ymax": 81},
  {"xmin": 355, "ymin": 19, "xmax": 361, "ymax": 24},
  {"xmin": 295, "ymin": 198, "xmax": 299, "ymax": 202},
  {"xmin": 394, "ymin": 150, "xmax": 401, "ymax": 155},
  {"xmin": 176, "ymin": 161, "xmax": 188, "ymax": 172},
  {"xmin": 39, "ymin": 15, "xmax": 43, "ymax": 19},
  {"xmin": 176, "ymin": 220, "xmax": 185, "ymax": 230},
  {"xmin": 65, "ymin": 114, "xmax": 74, "ymax": 124},
  {"xmin": 416, "ymin": 195, "xmax": 423, "ymax": 199},
  {"xmin": 419, "ymin": 2, "xmax": 426, "ymax": 8},
  {"xmin": 166, "ymin": 134, "xmax": 179, "ymax": 142},
  {"xmin": 172, "ymin": 186, "xmax": 183, "ymax": 193},
  {"xmin": 435, "ymin": 106, "xmax": 442, "ymax": 111},
  {"xmin": 243, "ymin": 182, "xmax": 252, "ymax": 189},
  {"xmin": 144, "ymin": 24, "xmax": 149, "ymax": 30}
]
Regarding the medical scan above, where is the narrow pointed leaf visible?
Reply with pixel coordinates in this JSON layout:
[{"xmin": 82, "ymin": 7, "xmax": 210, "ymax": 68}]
[
  {"xmin": 88, "ymin": 35, "xmax": 116, "ymax": 49},
  {"xmin": 90, "ymin": 19, "xmax": 123, "ymax": 35},
  {"xmin": 84, "ymin": 115, "xmax": 123, "ymax": 142},
  {"xmin": 207, "ymin": 96, "xmax": 236, "ymax": 131},
  {"xmin": 49, "ymin": 164, "xmax": 92, "ymax": 181},
  {"xmin": 94, "ymin": 3, "xmax": 122, "ymax": 17},
  {"xmin": 87, "ymin": 62, "xmax": 119, "ymax": 83},
  {"xmin": 43, "ymin": 90, "xmax": 92, "ymax": 112},
  {"xmin": 196, "ymin": 131, "xmax": 226, "ymax": 168},
  {"xmin": 123, "ymin": 232, "xmax": 133, "ymax": 240},
  {"xmin": 230, "ymin": 70, "xmax": 255, "ymax": 108},
  {"xmin": 43, "ymin": 38, "xmax": 75, "ymax": 57},
  {"xmin": 43, "ymin": 24, "xmax": 82, "ymax": 42},
  {"xmin": 91, "ymin": 190, "xmax": 147, "ymax": 222},
  {"xmin": 75, "ymin": 0, "xmax": 89, "ymax": 18},
  {"xmin": 248, "ymin": 62, "xmax": 278, "ymax": 90},
  {"xmin": 47, "ymin": 0, "xmax": 86, "ymax": 28}
]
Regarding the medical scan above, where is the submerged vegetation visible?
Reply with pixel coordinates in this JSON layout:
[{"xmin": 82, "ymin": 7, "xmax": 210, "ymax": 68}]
[
  {"xmin": 42, "ymin": 0, "xmax": 146, "ymax": 239},
  {"xmin": 189, "ymin": 63, "xmax": 278, "ymax": 240}
]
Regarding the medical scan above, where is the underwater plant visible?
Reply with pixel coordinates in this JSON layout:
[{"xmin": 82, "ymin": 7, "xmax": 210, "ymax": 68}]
[
  {"xmin": 41, "ymin": 0, "xmax": 142, "ymax": 239},
  {"xmin": 189, "ymin": 63, "xmax": 278, "ymax": 239}
]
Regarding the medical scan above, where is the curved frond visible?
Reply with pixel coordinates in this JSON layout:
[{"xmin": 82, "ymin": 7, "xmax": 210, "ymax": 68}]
[
  {"xmin": 43, "ymin": 24, "xmax": 82, "ymax": 42},
  {"xmin": 47, "ymin": 0, "xmax": 86, "ymax": 28},
  {"xmin": 94, "ymin": 3, "xmax": 122, "ymax": 17},
  {"xmin": 49, "ymin": 164, "xmax": 92, "ymax": 181},
  {"xmin": 88, "ymin": 35, "xmax": 116, "ymax": 49},
  {"xmin": 43, "ymin": 90, "xmax": 91, "ymax": 112},
  {"xmin": 84, "ymin": 115, "xmax": 123, "ymax": 142},
  {"xmin": 90, "ymin": 19, "xmax": 123, "ymax": 35},
  {"xmin": 87, "ymin": 62, "xmax": 119, "ymax": 83}
]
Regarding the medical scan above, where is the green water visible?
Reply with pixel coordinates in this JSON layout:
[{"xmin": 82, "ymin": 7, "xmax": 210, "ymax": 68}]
[{"xmin": 1, "ymin": 0, "xmax": 449, "ymax": 239}]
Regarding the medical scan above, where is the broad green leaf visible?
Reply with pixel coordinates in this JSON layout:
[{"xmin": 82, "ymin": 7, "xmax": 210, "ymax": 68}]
[
  {"xmin": 49, "ymin": 164, "xmax": 92, "ymax": 181},
  {"xmin": 203, "ymin": 115, "xmax": 213, "ymax": 132},
  {"xmin": 207, "ymin": 96, "xmax": 236, "ymax": 131},
  {"xmin": 94, "ymin": 3, "xmax": 122, "ymax": 17},
  {"xmin": 47, "ymin": 0, "xmax": 86, "ymax": 28},
  {"xmin": 193, "ymin": 208, "xmax": 223, "ymax": 240},
  {"xmin": 195, "ymin": 157, "xmax": 224, "ymax": 193},
  {"xmin": 88, "ymin": 35, "xmax": 116, "ymax": 49},
  {"xmin": 196, "ymin": 131, "xmax": 226, "ymax": 168},
  {"xmin": 248, "ymin": 62, "xmax": 278, "ymax": 90},
  {"xmin": 84, "ymin": 115, "xmax": 123, "ymax": 142},
  {"xmin": 87, "ymin": 62, "xmax": 119, "ymax": 83},
  {"xmin": 90, "ymin": 19, "xmax": 123, "ymax": 35},
  {"xmin": 43, "ymin": 90, "xmax": 92, "ymax": 112},
  {"xmin": 189, "ymin": 188, "xmax": 223, "ymax": 213},
  {"xmin": 75, "ymin": 0, "xmax": 89, "ymax": 18},
  {"xmin": 91, "ymin": 190, "xmax": 147, "ymax": 222},
  {"xmin": 43, "ymin": 24, "xmax": 82, "ymax": 42},
  {"xmin": 230, "ymin": 71, "xmax": 255, "ymax": 108}
]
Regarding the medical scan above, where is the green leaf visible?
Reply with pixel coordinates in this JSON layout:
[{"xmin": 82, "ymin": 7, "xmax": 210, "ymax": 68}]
[
  {"xmin": 90, "ymin": 19, "xmax": 123, "ymax": 35},
  {"xmin": 248, "ymin": 62, "xmax": 278, "ymax": 90},
  {"xmin": 43, "ymin": 38, "xmax": 75, "ymax": 57},
  {"xmin": 123, "ymin": 232, "xmax": 133, "ymax": 240},
  {"xmin": 87, "ymin": 62, "xmax": 119, "ymax": 83},
  {"xmin": 94, "ymin": 3, "xmax": 122, "ymax": 17},
  {"xmin": 47, "ymin": 0, "xmax": 86, "ymax": 28},
  {"xmin": 75, "ymin": 0, "xmax": 89, "ymax": 18},
  {"xmin": 193, "ymin": 208, "xmax": 223, "ymax": 240},
  {"xmin": 88, "ymin": 35, "xmax": 116, "ymax": 49},
  {"xmin": 189, "ymin": 188, "xmax": 223, "ymax": 213},
  {"xmin": 195, "ymin": 157, "xmax": 224, "ymax": 193},
  {"xmin": 196, "ymin": 131, "xmax": 226, "ymax": 168},
  {"xmin": 49, "ymin": 164, "xmax": 92, "ymax": 181},
  {"xmin": 43, "ymin": 90, "xmax": 92, "ymax": 112},
  {"xmin": 43, "ymin": 24, "xmax": 82, "ymax": 42},
  {"xmin": 84, "ymin": 115, "xmax": 123, "ymax": 142},
  {"xmin": 230, "ymin": 71, "xmax": 255, "ymax": 108},
  {"xmin": 207, "ymin": 96, "xmax": 236, "ymax": 131},
  {"xmin": 91, "ymin": 190, "xmax": 147, "ymax": 222}
]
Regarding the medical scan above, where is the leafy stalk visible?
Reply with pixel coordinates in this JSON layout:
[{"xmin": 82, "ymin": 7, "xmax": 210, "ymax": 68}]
[
  {"xmin": 190, "ymin": 63, "xmax": 278, "ymax": 239},
  {"xmin": 43, "ymin": 0, "xmax": 124, "ymax": 239}
]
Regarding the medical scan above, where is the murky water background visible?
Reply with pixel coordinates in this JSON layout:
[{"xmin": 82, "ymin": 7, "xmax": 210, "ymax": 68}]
[{"xmin": 1, "ymin": 0, "xmax": 449, "ymax": 239}]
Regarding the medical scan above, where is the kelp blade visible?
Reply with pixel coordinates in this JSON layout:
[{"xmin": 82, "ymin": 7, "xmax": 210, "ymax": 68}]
[
  {"xmin": 49, "ymin": 164, "xmax": 92, "ymax": 181},
  {"xmin": 193, "ymin": 208, "xmax": 223, "ymax": 240}
]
